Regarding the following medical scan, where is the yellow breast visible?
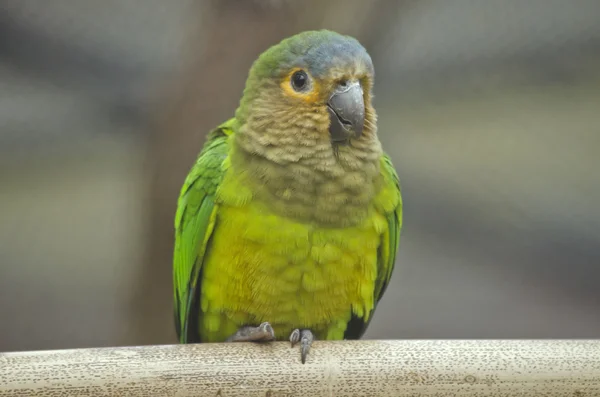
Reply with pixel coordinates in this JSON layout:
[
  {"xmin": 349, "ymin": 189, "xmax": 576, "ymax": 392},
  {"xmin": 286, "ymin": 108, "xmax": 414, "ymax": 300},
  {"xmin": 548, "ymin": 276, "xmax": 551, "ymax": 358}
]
[{"xmin": 198, "ymin": 199, "xmax": 385, "ymax": 342}]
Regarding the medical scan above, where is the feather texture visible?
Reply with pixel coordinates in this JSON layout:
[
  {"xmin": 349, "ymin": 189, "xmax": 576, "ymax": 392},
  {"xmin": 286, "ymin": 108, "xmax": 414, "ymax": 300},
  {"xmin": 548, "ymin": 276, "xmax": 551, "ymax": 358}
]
[
  {"xmin": 173, "ymin": 30, "xmax": 402, "ymax": 344},
  {"xmin": 173, "ymin": 119, "xmax": 402, "ymax": 342}
]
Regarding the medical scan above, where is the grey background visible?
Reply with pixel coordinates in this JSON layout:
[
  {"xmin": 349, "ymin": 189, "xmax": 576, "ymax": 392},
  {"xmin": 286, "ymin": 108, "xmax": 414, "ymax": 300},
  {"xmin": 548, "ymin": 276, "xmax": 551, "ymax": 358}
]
[{"xmin": 1, "ymin": 0, "xmax": 599, "ymax": 352}]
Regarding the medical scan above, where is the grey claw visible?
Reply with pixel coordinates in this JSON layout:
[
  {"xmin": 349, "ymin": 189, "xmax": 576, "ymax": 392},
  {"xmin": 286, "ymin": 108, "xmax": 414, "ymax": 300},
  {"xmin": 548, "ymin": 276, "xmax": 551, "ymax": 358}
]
[
  {"xmin": 288, "ymin": 329, "xmax": 314, "ymax": 364},
  {"xmin": 259, "ymin": 322, "xmax": 275, "ymax": 339},
  {"xmin": 226, "ymin": 322, "xmax": 276, "ymax": 342},
  {"xmin": 300, "ymin": 330, "xmax": 313, "ymax": 364},
  {"xmin": 290, "ymin": 328, "xmax": 300, "ymax": 346}
]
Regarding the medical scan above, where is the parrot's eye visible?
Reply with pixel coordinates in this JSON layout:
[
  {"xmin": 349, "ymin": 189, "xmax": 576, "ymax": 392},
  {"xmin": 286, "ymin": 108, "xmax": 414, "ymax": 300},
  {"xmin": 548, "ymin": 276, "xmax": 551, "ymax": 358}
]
[{"xmin": 291, "ymin": 70, "xmax": 308, "ymax": 91}]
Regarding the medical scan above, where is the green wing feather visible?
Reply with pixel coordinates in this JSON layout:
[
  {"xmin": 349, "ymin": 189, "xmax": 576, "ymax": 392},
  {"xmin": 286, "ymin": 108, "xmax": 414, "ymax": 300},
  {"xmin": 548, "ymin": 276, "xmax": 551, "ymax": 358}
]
[
  {"xmin": 344, "ymin": 153, "xmax": 402, "ymax": 339},
  {"xmin": 173, "ymin": 118, "xmax": 234, "ymax": 343},
  {"xmin": 374, "ymin": 154, "xmax": 403, "ymax": 301}
]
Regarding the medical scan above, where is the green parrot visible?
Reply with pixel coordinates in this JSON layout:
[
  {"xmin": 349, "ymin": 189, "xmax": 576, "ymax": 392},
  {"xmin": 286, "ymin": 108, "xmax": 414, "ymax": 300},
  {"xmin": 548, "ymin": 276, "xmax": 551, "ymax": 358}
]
[{"xmin": 173, "ymin": 30, "xmax": 402, "ymax": 364}]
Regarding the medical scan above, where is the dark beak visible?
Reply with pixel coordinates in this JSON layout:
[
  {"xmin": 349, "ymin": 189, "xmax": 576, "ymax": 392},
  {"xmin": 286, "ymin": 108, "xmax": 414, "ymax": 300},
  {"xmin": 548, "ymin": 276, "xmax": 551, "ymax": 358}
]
[{"xmin": 327, "ymin": 81, "xmax": 365, "ymax": 144}]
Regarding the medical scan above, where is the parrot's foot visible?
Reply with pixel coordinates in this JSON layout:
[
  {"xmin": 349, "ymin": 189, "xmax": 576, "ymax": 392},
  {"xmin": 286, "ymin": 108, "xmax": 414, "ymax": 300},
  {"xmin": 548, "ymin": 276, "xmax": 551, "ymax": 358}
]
[
  {"xmin": 225, "ymin": 322, "xmax": 276, "ymax": 342},
  {"xmin": 289, "ymin": 328, "xmax": 314, "ymax": 364}
]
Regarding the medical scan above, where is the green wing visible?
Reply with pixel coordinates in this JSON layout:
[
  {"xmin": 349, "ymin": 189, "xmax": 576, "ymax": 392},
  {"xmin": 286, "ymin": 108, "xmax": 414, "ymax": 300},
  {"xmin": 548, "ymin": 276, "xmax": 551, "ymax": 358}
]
[
  {"xmin": 173, "ymin": 119, "xmax": 234, "ymax": 343},
  {"xmin": 373, "ymin": 154, "xmax": 403, "ymax": 302},
  {"xmin": 344, "ymin": 153, "xmax": 403, "ymax": 339}
]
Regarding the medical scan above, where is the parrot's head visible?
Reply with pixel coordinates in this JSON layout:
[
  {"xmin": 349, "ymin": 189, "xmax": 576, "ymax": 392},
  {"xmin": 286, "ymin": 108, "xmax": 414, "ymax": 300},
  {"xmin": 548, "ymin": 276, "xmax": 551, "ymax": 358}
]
[
  {"xmin": 231, "ymin": 30, "xmax": 383, "ymax": 225},
  {"xmin": 234, "ymin": 30, "xmax": 378, "ymax": 162}
]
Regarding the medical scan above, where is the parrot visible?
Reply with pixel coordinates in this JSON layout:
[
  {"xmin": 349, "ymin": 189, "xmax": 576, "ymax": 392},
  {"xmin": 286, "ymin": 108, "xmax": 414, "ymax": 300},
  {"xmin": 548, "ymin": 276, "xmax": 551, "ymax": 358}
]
[{"xmin": 172, "ymin": 29, "xmax": 402, "ymax": 364}]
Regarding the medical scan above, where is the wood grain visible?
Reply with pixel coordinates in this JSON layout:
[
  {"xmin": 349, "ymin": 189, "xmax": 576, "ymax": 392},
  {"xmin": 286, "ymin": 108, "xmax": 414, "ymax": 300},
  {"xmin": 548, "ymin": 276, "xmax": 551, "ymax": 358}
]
[{"xmin": 1, "ymin": 340, "xmax": 599, "ymax": 396}]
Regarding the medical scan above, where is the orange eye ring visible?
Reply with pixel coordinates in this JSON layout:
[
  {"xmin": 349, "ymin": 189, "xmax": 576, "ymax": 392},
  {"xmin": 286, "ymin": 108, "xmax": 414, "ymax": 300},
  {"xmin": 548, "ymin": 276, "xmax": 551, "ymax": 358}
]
[{"xmin": 280, "ymin": 68, "xmax": 320, "ymax": 103}]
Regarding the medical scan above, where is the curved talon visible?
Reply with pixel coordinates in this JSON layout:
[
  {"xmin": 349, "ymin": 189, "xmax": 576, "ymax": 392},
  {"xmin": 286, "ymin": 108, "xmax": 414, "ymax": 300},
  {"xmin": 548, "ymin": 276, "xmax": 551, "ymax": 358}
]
[
  {"xmin": 290, "ymin": 328, "xmax": 300, "ymax": 346},
  {"xmin": 289, "ymin": 328, "xmax": 314, "ymax": 364},
  {"xmin": 226, "ymin": 322, "xmax": 276, "ymax": 342},
  {"xmin": 258, "ymin": 322, "xmax": 275, "ymax": 339}
]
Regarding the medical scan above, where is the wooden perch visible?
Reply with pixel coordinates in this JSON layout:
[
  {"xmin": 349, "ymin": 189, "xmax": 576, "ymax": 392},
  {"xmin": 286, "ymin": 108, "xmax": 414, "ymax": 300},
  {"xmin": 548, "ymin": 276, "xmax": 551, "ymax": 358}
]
[{"xmin": 1, "ymin": 340, "xmax": 599, "ymax": 396}]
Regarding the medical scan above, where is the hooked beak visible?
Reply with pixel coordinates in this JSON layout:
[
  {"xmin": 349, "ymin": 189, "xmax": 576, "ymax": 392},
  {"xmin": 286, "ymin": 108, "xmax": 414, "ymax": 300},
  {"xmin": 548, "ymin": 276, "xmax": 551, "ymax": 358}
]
[{"xmin": 327, "ymin": 81, "xmax": 365, "ymax": 144}]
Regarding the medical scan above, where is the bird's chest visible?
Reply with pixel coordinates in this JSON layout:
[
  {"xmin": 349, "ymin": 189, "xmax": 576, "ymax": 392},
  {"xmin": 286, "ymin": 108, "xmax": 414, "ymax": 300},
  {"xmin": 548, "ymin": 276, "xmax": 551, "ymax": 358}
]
[{"xmin": 200, "ymin": 201, "xmax": 381, "ymax": 338}]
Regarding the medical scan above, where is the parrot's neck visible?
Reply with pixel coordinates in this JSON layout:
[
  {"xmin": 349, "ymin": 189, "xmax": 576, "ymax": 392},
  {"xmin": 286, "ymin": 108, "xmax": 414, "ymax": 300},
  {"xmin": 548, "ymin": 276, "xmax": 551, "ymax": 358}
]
[{"xmin": 228, "ymin": 124, "xmax": 383, "ymax": 228}]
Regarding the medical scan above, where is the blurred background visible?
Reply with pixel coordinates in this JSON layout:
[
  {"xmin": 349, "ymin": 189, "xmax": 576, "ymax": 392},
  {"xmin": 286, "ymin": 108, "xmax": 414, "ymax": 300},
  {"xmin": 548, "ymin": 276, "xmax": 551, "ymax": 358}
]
[{"xmin": 1, "ymin": 0, "xmax": 599, "ymax": 352}]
